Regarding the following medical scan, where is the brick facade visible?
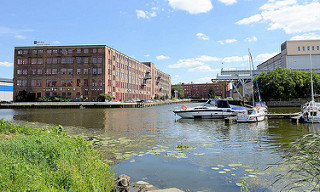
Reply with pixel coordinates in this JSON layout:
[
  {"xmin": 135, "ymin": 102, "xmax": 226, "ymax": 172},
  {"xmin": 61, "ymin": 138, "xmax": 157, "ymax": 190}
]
[
  {"xmin": 172, "ymin": 83, "xmax": 223, "ymax": 99},
  {"xmin": 14, "ymin": 45, "xmax": 171, "ymax": 102}
]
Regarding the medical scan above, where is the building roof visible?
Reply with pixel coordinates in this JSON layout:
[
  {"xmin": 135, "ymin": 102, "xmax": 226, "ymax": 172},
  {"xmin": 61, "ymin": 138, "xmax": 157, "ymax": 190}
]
[{"xmin": 0, "ymin": 78, "xmax": 13, "ymax": 83}]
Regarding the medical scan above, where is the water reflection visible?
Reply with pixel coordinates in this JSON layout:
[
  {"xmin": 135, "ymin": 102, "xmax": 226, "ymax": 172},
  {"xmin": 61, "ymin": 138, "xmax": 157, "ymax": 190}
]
[{"xmin": 0, "ymin": 104, "xmax": 317, "ymax": 191}]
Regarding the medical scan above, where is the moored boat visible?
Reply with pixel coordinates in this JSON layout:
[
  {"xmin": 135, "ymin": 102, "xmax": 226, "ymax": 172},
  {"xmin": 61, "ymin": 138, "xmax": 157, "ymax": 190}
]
[
  {"xmin": 173, "ymin": 99, "xmax": 246, "ymax": 119},
  {"xmin": 236, "ymin": 106, "xmax": 267, "ymax": 123}
]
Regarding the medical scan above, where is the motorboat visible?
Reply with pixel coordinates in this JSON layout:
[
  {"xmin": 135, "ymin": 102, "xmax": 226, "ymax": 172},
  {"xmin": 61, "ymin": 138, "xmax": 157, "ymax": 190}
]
[
  {"xmin": 237, "ymin": 106, "xmax": 267, "ymax": 123},
  {"xmin": 173, "ymin": 99, "xmax": 246, "ymax": 119}
]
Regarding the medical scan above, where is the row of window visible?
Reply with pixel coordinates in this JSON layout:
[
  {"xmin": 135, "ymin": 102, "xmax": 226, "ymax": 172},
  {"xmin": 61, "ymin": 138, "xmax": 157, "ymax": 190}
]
[
  {"xmin": 17, "ymin": 68, "xmax": 103, "ymax": 75},
  {"xmin": 16, "ymin": 79, "xmax": 103, "ymax": 87},
  {"xmin": 17, "ymin": 48, "xmax": 103, "ymax": 55},
  {"xmin": 298, "ymin": 45, "xmax": 320, "ymax": 52},
  {"xmin": 17, "ymin": 57, "xmax": 103, "ymax": 65}
]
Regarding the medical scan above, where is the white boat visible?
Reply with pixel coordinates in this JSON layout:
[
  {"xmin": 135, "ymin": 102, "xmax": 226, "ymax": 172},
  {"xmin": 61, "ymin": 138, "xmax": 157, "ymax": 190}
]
[
  {"xmin": 173, "ymin": 99, "xmax": 246, "ymax": 119},
  {"xmin": 236, "ymin": 49, "xmax": 267, "ymax": 123},
  {"xmin": 237, "ymin": 106, "xmax": 267, "ymax": 123},
  {"xmin": 302, "ymin": 51, "xmax": 320, "ymax": 123},
  {"xmin": 302, "ymin": 101, "xmax": 320, "ymax": 123}
]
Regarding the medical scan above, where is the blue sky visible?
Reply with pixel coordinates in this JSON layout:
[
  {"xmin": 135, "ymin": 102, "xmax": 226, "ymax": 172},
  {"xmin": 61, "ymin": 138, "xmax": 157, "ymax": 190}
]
[{"xmin": 1, "ymin": 0, "xmax": 320, "ymax": 84}]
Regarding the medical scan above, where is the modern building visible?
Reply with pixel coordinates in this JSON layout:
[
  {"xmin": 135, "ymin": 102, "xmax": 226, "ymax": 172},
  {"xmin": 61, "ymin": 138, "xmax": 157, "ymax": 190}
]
[
  {"xmin": 14, "ymin": 45, "xmax": 171, "ymax": 102},
  {"xmin": 172, "ymin": 83, "xmax": 223, "ymax": 99},
  {"xmin": 0, "ymin": 78, "xmax": 13, "ymax": 102},
  {"xmin": 257, "ymin": 40, "xmax": 320, "ymax": 70}
]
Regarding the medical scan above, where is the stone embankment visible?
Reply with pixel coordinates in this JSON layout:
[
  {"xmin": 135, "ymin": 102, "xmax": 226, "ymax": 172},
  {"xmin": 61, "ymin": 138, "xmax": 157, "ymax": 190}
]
[
  {"xmin": 0, "ymin": 99, "xmax": 190, "ymax": 109},
  {"xmin": 116, "ymin": 175, "xmax": 183, "ymax": 192}
]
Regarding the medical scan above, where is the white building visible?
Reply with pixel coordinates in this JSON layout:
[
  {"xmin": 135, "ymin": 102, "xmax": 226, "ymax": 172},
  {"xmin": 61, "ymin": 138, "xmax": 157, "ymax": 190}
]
[
  {"xmin": 257, "ymin": 40, "xmax": 320, "ymax": 70},
  {"xmin": 0, "ymin": 78, "xmax": 13, "ymax": 102}
]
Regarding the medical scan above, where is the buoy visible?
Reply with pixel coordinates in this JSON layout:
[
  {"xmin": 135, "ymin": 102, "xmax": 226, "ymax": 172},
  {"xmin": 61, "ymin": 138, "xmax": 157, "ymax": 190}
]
[{"xmin": 181, "ymin": 105, "xmax": 187, "ymax": 110}]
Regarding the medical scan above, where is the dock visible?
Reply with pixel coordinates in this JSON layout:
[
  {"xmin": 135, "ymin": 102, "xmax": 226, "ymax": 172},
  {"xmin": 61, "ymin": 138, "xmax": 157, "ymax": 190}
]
[{"xmin": 225, "ymin": 112, "xmax": 304, "ymax": 124}]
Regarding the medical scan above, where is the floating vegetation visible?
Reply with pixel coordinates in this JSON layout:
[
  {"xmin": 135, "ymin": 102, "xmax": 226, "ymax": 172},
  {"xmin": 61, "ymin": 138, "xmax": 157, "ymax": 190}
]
[
  {"xmin": 229, "ymin": 163, "xmax": 243, "ymax": 167},
  {"xmin": 211, "ymin": 167, "xmax": 220, "ymax": 170},
  {"xmin": 219, "ymin": 171, "xmax": 226, "ymax": 174},
  {"xmin": 177, "ymin": 141, "xmax": 189, "ymax": 149},
  {"xmin": 193, "ymin": 153, "xmax": 206, "ymax": 156}
]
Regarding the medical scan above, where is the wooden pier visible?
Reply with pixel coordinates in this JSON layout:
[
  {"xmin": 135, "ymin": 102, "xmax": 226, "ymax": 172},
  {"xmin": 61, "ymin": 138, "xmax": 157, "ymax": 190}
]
[{"xmin": 225, "ymin": 112, "xmax": 304, "ymax": 124}]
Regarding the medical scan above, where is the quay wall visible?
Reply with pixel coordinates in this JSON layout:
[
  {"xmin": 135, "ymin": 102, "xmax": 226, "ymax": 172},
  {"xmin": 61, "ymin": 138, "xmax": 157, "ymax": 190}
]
[
  {"xmin": 0, "ymin": 99, "xmax": 191, "ymax": 109},
  {"xmin": 266, "ymin": 100, "xmax": 307, "ymax": 107}
]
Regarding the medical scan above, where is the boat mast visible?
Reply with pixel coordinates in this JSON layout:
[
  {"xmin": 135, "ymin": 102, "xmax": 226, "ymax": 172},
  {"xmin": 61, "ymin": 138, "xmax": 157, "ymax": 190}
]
[
  {"xmin": 248, "ymin": 49, "xmax": 254, "ymax": 106},
  {"xmin": 248, "ymin": 49, "xmax": 263, "ymax": 107},
  {"xmin": 310, "ymin": 49, "xmax": 314, "ymax": 102}
]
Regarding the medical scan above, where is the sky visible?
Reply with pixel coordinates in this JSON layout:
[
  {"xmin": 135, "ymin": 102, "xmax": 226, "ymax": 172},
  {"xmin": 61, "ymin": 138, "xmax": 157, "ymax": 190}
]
[{"xmin": 1, "ymin": 0, "xmax": 320, "ymax": 84}]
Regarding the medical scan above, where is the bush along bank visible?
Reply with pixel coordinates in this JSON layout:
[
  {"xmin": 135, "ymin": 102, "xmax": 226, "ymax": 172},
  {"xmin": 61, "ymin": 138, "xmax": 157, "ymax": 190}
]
[{"xmin": 0, "ymin": 119, "xmax": 114, "ymax": 191}]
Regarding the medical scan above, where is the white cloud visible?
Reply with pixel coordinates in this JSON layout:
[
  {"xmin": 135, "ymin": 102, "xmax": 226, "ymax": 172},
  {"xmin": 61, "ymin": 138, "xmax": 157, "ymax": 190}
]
[
  {"xmin": 168, "ymin": 58, "xmax": 204, "ymax": 68},
  {"xmin": 14, "ymin": 35, "xmax": 26, "ymax": 39},
  {"xmin": 245, "ymin": 36, "xmax": 258, "ymax": 42},
  {"xmin": 156, "ymin": 55, "xmax": 170, "ymax": 60},
  {"xmin": 0, "ymin": 26, "xmax": 33, "ymax": 39},
  {"xmin": 236, "ymin": 14, "xmax": 262, "ymax": 25},
  {"xmin": 196, "ymin": 33, "xmax": 209, "ymax": 40},
  {"xmin": 222, "ymin": 56, "xmax": 243, "ymax": 63},
  {"xmin": 168, "ymin": 0, "xmax": 213, "ymax": 14},
  {"xmin": 254, "ymin": 52, "xmax": 278, "ymax": 62},
  {"xmin": 225, "ymin": 39, "xmax": 237, "ymax": 44},
  {"xmin": 195, "ymin": 77, "xmax": 214, "ymax": 83},
  {"xmin": 144, "ymin": 54, "xmax": 150, "ymax": 57},
  {"xmin": 218, "ymin": 0, "xmax": 237, "ymax": 6},
  {"xmin": 136, "ymin": 10, "xmax": 157, "ymax": 19},
  {"xmin": 168, "ymin": 55, "xmax": 222, "ymax": 68},
  {"xmin": 188, "ymin": 65, "xmax": 218, "ymax": 72},
  {"xmin": 52, "ymin": 41, "xmax": 60, "ymax": 44},
  {"xmin": 197, "ymin": 55, "xmax": 221, "ymax": 62},
  {"xmin": 236, "ymin": 1, "xmax": 320, "ymax": 34},
  {"xmin": 0, "ymin": 62, "xmax": 13, "ymax": 67},
  {"xmin": 291, "ymin": 33, "xmax": 320, "ymax": 40},
  {"xmin": 218, "ymin": 39, "xmax": 237, "ymax": 45}
]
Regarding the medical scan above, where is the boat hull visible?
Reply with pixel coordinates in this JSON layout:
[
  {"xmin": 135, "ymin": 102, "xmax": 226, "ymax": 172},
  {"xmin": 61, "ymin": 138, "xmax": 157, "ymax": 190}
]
[
  {"xmin": 237, "ymin": 114, "xmax": 265, "ymax": 123},
  {"xmin": 174, "ymin": 109, "xmax": 234, "ymax": 119}
]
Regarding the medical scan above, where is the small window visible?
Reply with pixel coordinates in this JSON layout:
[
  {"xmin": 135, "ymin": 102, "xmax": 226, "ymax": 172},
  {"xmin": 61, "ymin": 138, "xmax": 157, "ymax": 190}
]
[
  {"xmin": 298, "ymin": 46, "xmax": 300, "ymax": 51},
  {"xmin": 307, "ymin": 46, "xmax": 310, "ymax": 51},
  {"xmin": 303, "ymin": 46, "xmax": 305, "ymax": 51}
]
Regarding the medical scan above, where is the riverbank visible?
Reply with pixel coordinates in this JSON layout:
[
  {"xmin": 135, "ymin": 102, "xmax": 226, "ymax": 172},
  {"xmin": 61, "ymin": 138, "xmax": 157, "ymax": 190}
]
[
  {"xmin": 0, "ymin": 119, "xmax": 114, "ymax": 191},
  {"xmin": 0, "ymin": 99, "xmax": 190, "ymax": 109}
]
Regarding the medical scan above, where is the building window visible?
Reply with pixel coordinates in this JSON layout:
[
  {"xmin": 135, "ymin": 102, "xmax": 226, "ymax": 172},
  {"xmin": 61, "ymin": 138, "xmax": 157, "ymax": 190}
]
[
  {"xmin": 98, "ymin": 68, "xmax": 102, "ymax": 74},
  {"xmin": 67, "ymin": 58, "xmax": 73, "ymax": 64},
  {"xmin": 46, "ymin": 80, "xmax": 52, "ymax": 87},
  {"xmin": 308, "ymin": 46, "xmax": 310, "ymax": 51},
  {"xmin": 17, "ymin": 69, "xmax": 22, "ymax": 75},
  {"xmin": 61, "ymin": 69, "xmax": 67, "ymax": 74},
  {"xmin": 32, "ymin": 50, "xmax": 38, "ymax": 54},
  {"xmin": 84, "ymin": 57, "xmax": 89, "ymax": 63},
  {"xmin": 92, "ymin": 79, "xmax": 96, "ymax": 86},
  {"xmin": 303, "ymin": 46, "xmax": 305, "ymax": 51},
  {"xmin": 68, "ymin": 49, "xmax": 73, "ymax": 54},
  {"xmin": 93, "ymin": 68, "xmax": 97, "ymax": 74},
  {"xmin": 47, "ymin": 58, "xmax": 52, "ymax": 64},
  {"xmin": 77, "ymin": 79, "xmax": 81, "ymax": 87},
  {"xmin": 38, "ymin": 58, "xmax": 43, "ymax": 64},
  {"xmin": 47, "ymin": 50, "xmax": 52, "ymax": 54},
  {"xmin": 84, "ymin": 79, "xmax": 88, "ymax": 86},
  {"xmin": 52, "ymin": 58, "xmax": 58, "ymax": 64},
  {"xmin": 37, "ymin": 80, "xmax": 42, "ymax": 87},
  {"xmin": 46, "ymin": 69, "xmax": 52, "ymax": 74},
  {"xmin": 312, "ymin": 46, "xmax": 315, "ymax": 51},
  {"xmin": 22, "ymin": 69, "xmax": 27, "ymax": 75},
  {"xmin": 93, "ymin": 57, "xmax": 97, "ymax": 63},
  {"xmin": 97, "ymin": 79, "xmax": 102, "ymax": 86},
  {"xmin": 77, "ymin": 57, "xmax": 81, "ymax": 63},
  {"xmin": 52, "ymin": 80, "xmax": 57, "ymax": 87},
  {"xmin": 17, "ymin": 59, "xmax": 23, "ymax": 65},
  {"xmin": 32, "ymin": 58, "xmax": 37, "ymax": 64},
  {"xmin": 53, "ymin": 50, "xmax": 58, "ymax": 54},
  {"xmin": 77, "ymin": 49, "xmax": 81, "ymax": 53},
  {"xmin": 61, "ymin": 58, "xmax": 67, "ymax": 64},
  {"xmin": 38, "ymin": 50, "xmax": 43, "ymax": 54},
  {"xmin": 77, "ymin": 68, "xmax": 81, "ymax": 74},
  {"xmin": 37, "ymin": 69, "xmax": 42, "ymax": 74},
  {"xmin": 317, "ymin": 46, "xmax": 320, "ymax": 50},
  {"xmin": 67, "ymin": 69, "xmax": 73, "ymax": 74},
  {"xmin": 31, "ymin": 80, "xmax": 37, "ymax": 87},
  {"xmin": 98, "ymin": 49, "xmax": 103, "ymax": 53},
  {"xmin": 93, "ymin": 49, "xmax": 97, "ymax": 53},
  {"xmin": 17, "ymin": 50, "xmax": 23, "ymax": 54},
  {"xmin": 98, "ymin": 57, "xmax": 103, "ymax": 63},
  {"xmin": 84, "ymin": 49, "xmax": 89, "ymax": 53},
  {"xmin": 62, "ymin": 49, "xmax": 67, "ymax": 55},
  {"xmin": 83, "ymin": 69, "xmax": 88, "ymax": 74},
  {"xmin": 23, "ymin": 59, "xmax": 28, "ymax": 64},
  {"xmin": 32, "ymin": 69, "xmax": 37, "ymax": 75},
  {"xmin": 52, "ymin": 69, "xmax": 57, "ymax": 74},
  {"xmin": 298, "ymin": 46, "xmax": 300, "ymax": 51},
  {"xmin": 67, "ymin": 80, "xmax": 72, "ymax": 87}
]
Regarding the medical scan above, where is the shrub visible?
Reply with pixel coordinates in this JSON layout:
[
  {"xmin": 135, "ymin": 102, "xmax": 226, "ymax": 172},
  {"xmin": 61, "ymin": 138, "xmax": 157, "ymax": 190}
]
[{"xmin": 0, "ymin": 119, "xmax": 114, "ymax": 191}]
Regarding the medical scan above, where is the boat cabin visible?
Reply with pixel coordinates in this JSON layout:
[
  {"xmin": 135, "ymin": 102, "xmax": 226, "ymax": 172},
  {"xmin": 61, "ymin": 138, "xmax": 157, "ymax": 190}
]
[{"xmin": 204, "ymin": 99, "xmax": 231, "ymax": 108}]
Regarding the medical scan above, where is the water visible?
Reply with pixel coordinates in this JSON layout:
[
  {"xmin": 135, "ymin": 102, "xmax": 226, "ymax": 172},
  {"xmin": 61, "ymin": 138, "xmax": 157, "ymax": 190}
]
[{"xmin": 0, "ymin": 103, "xmax": 318, "ymax": 191}]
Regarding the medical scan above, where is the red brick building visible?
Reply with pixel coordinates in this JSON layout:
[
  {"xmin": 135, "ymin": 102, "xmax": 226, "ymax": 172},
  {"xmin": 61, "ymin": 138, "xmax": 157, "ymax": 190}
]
[
  {"xmin": 172, "ymin": 83, "xmax": 223, "ymax": 99},
  {"xmin": 14, "ymin": 45, "xmax": 171, "ymax": 102}
]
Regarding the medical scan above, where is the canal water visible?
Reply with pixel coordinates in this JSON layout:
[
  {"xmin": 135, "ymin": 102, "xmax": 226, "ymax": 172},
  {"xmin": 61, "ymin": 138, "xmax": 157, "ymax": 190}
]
[{"xmin": 0, "ymin": 103, "xmax": 319, "ymax": 191}]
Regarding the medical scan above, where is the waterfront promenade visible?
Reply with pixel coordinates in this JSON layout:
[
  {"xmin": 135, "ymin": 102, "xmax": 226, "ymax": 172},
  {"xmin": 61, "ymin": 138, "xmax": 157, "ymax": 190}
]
[{"xmin": 0, "ymin": 99, "xmax": 190, "ymax": 109}]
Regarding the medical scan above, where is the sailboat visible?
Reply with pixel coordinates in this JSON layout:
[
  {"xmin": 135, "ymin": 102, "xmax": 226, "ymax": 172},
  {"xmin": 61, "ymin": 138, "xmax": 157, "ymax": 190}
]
[
  {"xmin": 302, "ymin": 50, "xmax": 320, "ymax": 123},
  {"xmin": 237, "ymin": 49, "xmax": 267, "ymax": 123}
]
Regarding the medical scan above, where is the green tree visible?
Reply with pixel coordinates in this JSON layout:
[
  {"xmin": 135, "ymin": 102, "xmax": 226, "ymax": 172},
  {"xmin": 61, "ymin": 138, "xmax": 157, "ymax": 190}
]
[
  {"xmin": 208, "ymin": 86, "xmax": 216, "ymax": 99},
  {"xmin": 97, "ymin": 93, "xmax": 113, "ymax": 102},
  {"xmin": 257, "ymin": 67, "xmax": 320, "ymax": 100},
  {"xmin": 171, "ymin": 86, "xmax": 184, "ymax": 99}
]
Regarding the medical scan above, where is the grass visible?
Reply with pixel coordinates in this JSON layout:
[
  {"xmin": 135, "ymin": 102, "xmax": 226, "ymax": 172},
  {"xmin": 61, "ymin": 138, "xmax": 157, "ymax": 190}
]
[
  {"xmin": 0, "ymin": 119, "xmax": 114, "ymax": 191},
  {"xmin": 272, "ymin": 134, "xmax": 320, "ymax": 191}
]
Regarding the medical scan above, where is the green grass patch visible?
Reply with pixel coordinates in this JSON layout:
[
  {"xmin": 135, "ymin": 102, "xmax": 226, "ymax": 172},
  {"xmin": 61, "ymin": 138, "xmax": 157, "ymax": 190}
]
[{"xmin": 0, "ymin": 119, "xmax": 114, "ymax": 191}]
